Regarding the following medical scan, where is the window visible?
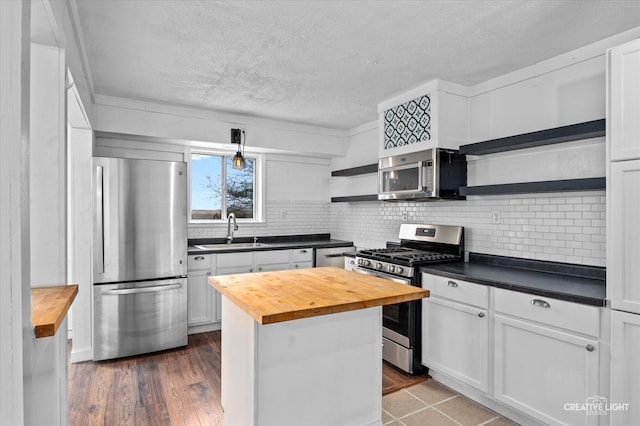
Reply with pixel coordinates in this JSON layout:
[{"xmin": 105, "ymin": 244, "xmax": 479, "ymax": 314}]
[{"xmin": 190, "ymin": 151, "xmax": 260, "ymax": 222}]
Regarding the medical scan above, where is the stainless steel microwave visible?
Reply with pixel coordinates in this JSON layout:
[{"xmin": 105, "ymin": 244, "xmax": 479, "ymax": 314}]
[{"xmin": 378, "ymin": 149, "xmax": 467, "ymax": 201}]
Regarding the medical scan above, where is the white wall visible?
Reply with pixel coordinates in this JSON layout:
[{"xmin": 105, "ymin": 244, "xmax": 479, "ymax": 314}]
[
  {"xmin": 27, "ymin": 41, "xmax": 69, "ymax": 426},
  {"xmin": 30, "ymin": 43, "xmax": 66, "ymax": 286},
  {"xmin": 329, "ymin": 122, "xmax": 378, "ymax": 199},
  {"xmin": 468, "ymin": 55, "xmax": 606, "ymax": 143},
  {"xmin": 67, "ymin": 127, "xmax": 93, "ymax": 363},
  {"xmin": 0, "ymin": 2, "xmax": 30, "ymax": 424},
  {"xmin": 329, "ymin": 29, "xmax": 640, "ymax": 266},
  {"xmin": 92, "ymin": 95, "xmax": 346, "ymax": 159},
  {"xmin": 93, "ymin": 135, "xmax": 332, "ymax": 241}
]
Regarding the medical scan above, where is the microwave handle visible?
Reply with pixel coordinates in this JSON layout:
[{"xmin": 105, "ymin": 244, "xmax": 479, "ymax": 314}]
[{"xmin": 417, "ymin": 160, "xmax": 424, "ymax": 190}]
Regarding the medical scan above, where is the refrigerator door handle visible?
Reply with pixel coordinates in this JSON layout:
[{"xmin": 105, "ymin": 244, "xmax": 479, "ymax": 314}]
[
  {"xmin": 102, "ymin": 283, "xmax": 183, "ymax": 295},
  {"xmin": 95, "ymin": 165, "xmax": 105, "ymax": 275}
]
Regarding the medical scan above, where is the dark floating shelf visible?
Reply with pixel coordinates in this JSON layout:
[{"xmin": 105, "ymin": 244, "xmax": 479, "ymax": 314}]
[
  {"xmin": 330, "ymin": 194, "xmax": 379, "ymax": 203},
  {"xmin": 331, "ymin": 163, "xmax": 378, "ymax": 177},
  {"xmin": 460, "ymin": 177, "xmax": 606, "ymax": 196},
  {"xmin": 459, "ymin": 119, "xmax": 606, "ymax": 156}
]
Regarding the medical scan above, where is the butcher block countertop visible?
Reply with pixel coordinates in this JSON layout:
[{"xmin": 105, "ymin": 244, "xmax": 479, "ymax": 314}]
[
  {"xmin": 31, "ymin": 284, "xmax": 78, "ymax": 338},
  {"xmin": 209, "ymin": 266, "xmax": 429, "ymax": 325}
]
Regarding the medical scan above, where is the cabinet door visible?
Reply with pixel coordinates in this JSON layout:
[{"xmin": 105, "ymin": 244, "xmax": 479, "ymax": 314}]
[
  {"xmin": 494, "ymin": 315, "xmax": 599, "ymax": 426},
  {"xmin": 422, "ymin": 297, "xmax": 489, "ymax": 392},
  {"xmin": 187, "ymin": 270, "xmax": 214, "ymax": 326},
  {"xmin": 609, "ymin": 39, "xmax": 640, "ymax": 161},
  {"xmin": 610, "ymin": 160, "xmax": 640, "ymax": 314},
  {"xmin": 611, "ymin": 310, "xmax": 640, "ymax": 425}
]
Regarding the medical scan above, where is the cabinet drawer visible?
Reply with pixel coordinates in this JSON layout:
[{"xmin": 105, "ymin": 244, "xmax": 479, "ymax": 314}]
[
  {"xmin": 292, "ymin": 261, "xmax": 313, "ymax": 270},
  {"xmin": 422, "ymin": 273, "xmax": 489, "ymax": 309},
  {"xmin": 188, "ymin": 254, "xmax": 213, "ymax": 271},
  {"xmin": 254, "ymin": 249, "xmax": 289, "ymax": 265},
  {"xmin": 291, "ymin": 248, "xmax": 313, "ymax": 262},
  {"xmin": 494, "ymin": 288, "xmax": 600, "ymax": 337},
  {"xmin": 216, "ymin": 252, "xmax": 253, "ymax": 268}
]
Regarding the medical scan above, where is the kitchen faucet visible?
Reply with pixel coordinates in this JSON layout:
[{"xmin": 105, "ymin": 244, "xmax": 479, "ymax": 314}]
[{"xmin": 226, "ymin": 213, "xmax": 238, "ymax": 244}]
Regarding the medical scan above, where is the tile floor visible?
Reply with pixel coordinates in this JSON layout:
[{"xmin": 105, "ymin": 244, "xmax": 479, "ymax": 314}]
[{"xmin": 383, "ymin": 380, "xmax": 519, "ymax": 426}]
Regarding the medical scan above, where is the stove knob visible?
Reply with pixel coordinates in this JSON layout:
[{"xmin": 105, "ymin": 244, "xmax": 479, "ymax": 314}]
[
  {"xmin": 396, "ymin": 267, "xmax": 404, "ymax": 274},
  {"xmin": 357, "ymin": 258, "xmax": 362, "ymax": 266},
  {"xmin": 364, "ymin": 259, "xmax": 371, "ymax": 267},
  {"xmin": 376, "ymin": 262, "xmax": 383, "ymax": 270},
  {"xmin": 388, "ymin": 265, "xmax": 395, "ymax": 273}
]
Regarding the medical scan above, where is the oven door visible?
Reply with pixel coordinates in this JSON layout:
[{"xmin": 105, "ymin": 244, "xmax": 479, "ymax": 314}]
[{"xmin": 351, "ymin": 266, "xmax": 412, "ymax": 343}]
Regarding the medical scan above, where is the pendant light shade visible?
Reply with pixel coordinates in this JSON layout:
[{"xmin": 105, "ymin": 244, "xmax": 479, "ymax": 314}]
[
  {"xmin": 230, "ymin": 128, "xmax": 245, "ymax": 169},
  {"xmin": 232, "ymin": 150, "xmax": 245, "ymax": 169}
]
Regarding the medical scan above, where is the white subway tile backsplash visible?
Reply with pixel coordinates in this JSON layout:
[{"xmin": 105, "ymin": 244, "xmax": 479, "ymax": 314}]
[
  {"xmin": 189, "ymin": 200, "xmax": 330, "ymax": 239},
  {"xmin": 329, "ymin": 191, "xmax": 605, "ymax": 267}
]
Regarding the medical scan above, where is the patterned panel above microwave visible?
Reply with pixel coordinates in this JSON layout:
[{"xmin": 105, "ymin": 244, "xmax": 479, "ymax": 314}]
[{"xmin": 383, "ymin": 95, "xmax": 431, "ymax": 150}]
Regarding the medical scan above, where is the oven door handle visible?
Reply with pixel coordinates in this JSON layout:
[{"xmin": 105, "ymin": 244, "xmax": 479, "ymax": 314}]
[{"xmin": 352, "ymin": 266, "xmax": 411, "ymax": 285}]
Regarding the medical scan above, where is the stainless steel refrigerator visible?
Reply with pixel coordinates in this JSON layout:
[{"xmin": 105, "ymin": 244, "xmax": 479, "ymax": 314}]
[{"xmin": 92, "ymin": 157, "xmax": 188, "ymax": 361}]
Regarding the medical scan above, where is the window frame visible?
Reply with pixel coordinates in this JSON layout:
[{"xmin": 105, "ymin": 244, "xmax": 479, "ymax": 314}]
[{"xmin": 188, "ymin": 147, "xmax": 264, "ymax": 224}]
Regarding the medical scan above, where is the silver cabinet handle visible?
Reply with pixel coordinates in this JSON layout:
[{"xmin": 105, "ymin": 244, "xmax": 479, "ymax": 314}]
[
  {"xmin": 249, "ymin": 268, "xmax": 253, "ymax": 272},
  {"xmin": 531, "ymin": 299, "xmax": 551, "ymax": 308},
  {"xmin": 585, "ymin": 344, "xmax": 596, "ymax": 352},
  {"xmin": 194, "ymin": 256, "xmax": 205, "ymax": 261},
  {"xmin": 446, "ymin": 281, "xmax": 458, "ymax": 288},
  {"xmin": 300, "ymin": 249, "xmax": 308, "ymax": 254},
  {"xmin": 478, "ymin": 312, "xmax": 485, "ymax": 318},
  {"xmin": 294, "ymin": 264, "xmax": 299, "ymax": 268},
  {"xmin": 206, "ymin": 271, "xmax": 211, "ymax": 276},
  {"xmin": 258, "ymin": 267, "xmax": 262, "ymax": 271}
]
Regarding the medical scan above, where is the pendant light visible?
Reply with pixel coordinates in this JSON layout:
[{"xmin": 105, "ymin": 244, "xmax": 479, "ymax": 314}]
[{"xmin": 230, "ymin": 128, "xmax": 245, "ymax": 169}]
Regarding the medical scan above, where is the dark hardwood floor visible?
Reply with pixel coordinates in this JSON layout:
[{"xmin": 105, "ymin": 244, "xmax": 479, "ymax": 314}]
[
  {"xmin": 382, "ymin": 361, "xmax": 429, "ymax": 396},
  {"xmin": 69, "ymin": 331, "xmax": 427, "ymax": 425}
]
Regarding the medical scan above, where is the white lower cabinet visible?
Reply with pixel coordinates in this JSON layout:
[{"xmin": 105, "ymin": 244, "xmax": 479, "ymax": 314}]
[
  {"xmin": 422, "ymin": 272, "xmax": 604, "ymax": 426},
  {"xmin": 187, "ymin": 254, "xmax": 218, "ymax": 329},
  {"xmin": 421, "ymin": 274, "xmax": 489, "ymax": 393},
  {"xmin": 290, "ymin": 247, "xmax": 314, "ymax": 270},
  {"xmin": 610, "ymin": 310, "xmax": 640, "ymax": 425},
  {"xmin": 494, "ymin": 289, "xmax": 600, "ymax": 426},
  {"xmin": 423, "ymin": 296, "xmax": 489, "ymax": 392},
  {"xmin": 187, "ymin": 247, "xmax": 335, "ymax": 331}
]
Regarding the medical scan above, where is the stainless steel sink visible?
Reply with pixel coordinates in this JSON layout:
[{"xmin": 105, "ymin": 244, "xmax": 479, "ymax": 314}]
[{"xmin": 194, "ymin": 242, "xmax": 271, "ymax": 251}]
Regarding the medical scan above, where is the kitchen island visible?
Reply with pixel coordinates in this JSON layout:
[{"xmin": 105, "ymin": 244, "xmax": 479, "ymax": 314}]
[{"xmin": 209, "ymin": 266, "xmax": 428, "ymax": 426}]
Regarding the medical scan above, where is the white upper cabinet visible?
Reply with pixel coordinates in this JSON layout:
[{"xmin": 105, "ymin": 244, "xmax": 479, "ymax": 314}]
[
  {"xmin": 608, "ymin": 39, "xmax": 640, "ymax": 162},
  {"xmin": 378, "ymin": 79, "xmax": 469, "ymax": 157},
  {"xmin": 609, "ymin": 160, "xmax": 640, "ymax": 313}
]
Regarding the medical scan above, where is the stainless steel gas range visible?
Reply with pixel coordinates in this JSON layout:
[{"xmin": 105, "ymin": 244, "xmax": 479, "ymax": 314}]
[{"xmin": 353, "ymin": 224, "xmax": 464, "ymax": 374}]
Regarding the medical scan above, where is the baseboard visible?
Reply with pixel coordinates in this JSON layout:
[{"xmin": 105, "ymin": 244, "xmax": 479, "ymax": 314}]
[
  {"xmin": 69, "ymin": 347, "xmax": 93, "ymax": 363},
  {"xmin": 188, "ymin": 322, "xmax": 221, "ymax": 335}
]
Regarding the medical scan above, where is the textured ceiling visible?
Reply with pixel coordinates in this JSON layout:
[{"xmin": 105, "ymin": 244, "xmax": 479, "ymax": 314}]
[{"xmin": 75, "ymin": 1, "xmax": 640, "ymax": 130}]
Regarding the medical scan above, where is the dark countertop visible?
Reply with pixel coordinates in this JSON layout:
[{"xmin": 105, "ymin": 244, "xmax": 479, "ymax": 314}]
[
  {"xmin": 188, "ymin": 234, "xmax": 354, "ymax": 255},
  {"xmin": 420, "ymin": 253, "xmax": 606, "ymax": 307}
]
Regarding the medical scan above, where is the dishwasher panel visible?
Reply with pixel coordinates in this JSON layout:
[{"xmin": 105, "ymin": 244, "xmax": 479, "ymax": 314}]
[
  {"xmin": 315, "ymin": 246, "xmax": 354, "ymax": 268},
  {"xmin": 93, "ymin": 278, "xmax": 187, "ymax": 361}
]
